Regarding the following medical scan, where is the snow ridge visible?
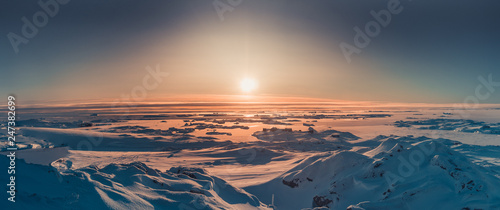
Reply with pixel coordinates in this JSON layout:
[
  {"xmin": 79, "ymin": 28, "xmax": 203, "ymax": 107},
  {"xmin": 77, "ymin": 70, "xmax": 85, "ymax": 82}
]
[
  {"xmin": 0, "ymin": 157, "xmax": 269, "ymax": 210},
  {"xmin": 245, "ymin": 136, "xmax": 500, "ymax": 210}
]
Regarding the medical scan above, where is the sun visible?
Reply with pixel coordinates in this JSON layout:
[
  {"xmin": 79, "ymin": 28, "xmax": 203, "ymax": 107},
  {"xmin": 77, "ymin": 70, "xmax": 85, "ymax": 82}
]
[{"xmin": 240, "ymin": 78, "xmax": 258, "ymax": 93}]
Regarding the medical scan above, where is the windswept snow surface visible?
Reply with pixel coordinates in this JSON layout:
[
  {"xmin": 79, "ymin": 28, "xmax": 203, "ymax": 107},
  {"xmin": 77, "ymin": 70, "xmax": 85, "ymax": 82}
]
[
  {"xmin": 0, "ymin": 156, "xmax": 269, "ymax": 210},
  {"xmin": 245, "ymin": 136, "xmax": 500, "ymax": 210}
]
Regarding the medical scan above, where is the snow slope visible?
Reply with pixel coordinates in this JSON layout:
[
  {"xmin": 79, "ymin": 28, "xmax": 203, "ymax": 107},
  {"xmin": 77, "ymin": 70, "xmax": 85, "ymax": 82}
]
[
  {"xmin": 0, "ymin": 147, "xmax": 69, "ymax": 165},
  {"xmin": 0, "ymin": 156, "xmax": 270, "ymax": 210},
  {"xmin": 245, "ymin": 136, "xmax": 500, "ymax": 210}
]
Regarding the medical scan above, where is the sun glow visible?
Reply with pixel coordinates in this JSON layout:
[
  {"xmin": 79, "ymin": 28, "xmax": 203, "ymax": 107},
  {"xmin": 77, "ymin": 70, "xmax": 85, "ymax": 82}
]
[{"xmin": 240, "ymin": 78, "xmax": 258, "ymax": 93}]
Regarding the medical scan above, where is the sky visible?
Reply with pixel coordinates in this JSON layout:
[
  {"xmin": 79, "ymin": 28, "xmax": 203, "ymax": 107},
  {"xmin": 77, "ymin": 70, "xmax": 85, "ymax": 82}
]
[{"xmin": 1, "ymin": 0, "xmax": 500, "ymax": 104}]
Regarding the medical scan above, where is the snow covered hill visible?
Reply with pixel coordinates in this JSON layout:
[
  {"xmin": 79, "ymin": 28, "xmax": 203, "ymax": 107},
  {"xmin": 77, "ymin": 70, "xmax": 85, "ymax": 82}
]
[
  {"xmin": 245, "ymin": 136, "xmax": 500, "ymax": 210},
  {"xmin": 0, "ymin": 156, "xmax": 270, "ymax": 210}
]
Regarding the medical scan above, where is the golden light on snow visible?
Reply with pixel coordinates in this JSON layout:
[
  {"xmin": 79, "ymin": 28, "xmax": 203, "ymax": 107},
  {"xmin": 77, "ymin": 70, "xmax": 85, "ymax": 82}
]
[{"xmin": 240, "ymin": 78, "xmax": 258, "ymax": 93}]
